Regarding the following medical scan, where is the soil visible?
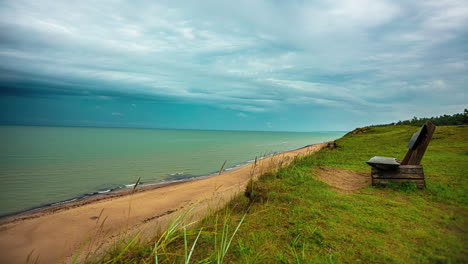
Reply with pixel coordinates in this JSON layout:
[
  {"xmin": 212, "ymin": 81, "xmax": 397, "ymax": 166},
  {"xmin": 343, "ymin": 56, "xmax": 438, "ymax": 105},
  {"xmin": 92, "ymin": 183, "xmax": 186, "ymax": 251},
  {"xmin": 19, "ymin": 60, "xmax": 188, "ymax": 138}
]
[{"xmin": 313, "ymin": 167, "xmax": 371, "ymax": 192}]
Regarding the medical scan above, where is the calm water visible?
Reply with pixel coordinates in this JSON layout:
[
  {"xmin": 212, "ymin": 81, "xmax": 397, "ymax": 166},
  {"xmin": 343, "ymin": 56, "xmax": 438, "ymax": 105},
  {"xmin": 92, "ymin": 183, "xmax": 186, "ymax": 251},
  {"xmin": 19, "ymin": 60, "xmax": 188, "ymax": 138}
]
[{"xmin": 0, "ymin": 126, "xmax": 345, "ymax": 216}]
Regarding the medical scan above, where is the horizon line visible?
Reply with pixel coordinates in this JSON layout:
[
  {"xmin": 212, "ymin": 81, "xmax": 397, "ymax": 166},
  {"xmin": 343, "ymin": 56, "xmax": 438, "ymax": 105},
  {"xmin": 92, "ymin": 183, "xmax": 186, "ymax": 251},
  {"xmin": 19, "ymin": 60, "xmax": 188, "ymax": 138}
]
[{"xmin": 0, "ymin": 123, "xmax": 349, "ymax": 134}]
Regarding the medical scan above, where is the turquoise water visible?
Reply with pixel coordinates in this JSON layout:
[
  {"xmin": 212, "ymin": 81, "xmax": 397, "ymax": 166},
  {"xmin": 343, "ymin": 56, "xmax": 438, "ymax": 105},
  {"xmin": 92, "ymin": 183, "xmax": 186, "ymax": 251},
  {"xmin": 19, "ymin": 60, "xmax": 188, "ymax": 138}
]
[{"xmin": 0, "ymin": 126, "xmax": 345, "ymax": 216}]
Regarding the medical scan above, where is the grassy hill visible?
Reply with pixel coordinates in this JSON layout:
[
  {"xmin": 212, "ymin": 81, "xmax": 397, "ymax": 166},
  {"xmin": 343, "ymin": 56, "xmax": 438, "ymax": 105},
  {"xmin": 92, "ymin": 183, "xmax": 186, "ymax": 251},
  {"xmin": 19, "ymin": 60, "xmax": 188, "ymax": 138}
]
[{"xmin": 93, "ymin": 125, "xmax": 468, "ymax": 263}]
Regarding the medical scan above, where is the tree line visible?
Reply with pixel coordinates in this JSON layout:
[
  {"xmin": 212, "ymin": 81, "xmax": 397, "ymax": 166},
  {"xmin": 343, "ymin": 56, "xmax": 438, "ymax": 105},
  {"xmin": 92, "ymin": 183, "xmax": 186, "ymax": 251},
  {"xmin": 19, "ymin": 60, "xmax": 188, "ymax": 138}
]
[{"xmin": 374, "ymin": 109, "xmax": 468, "ymax": 127}]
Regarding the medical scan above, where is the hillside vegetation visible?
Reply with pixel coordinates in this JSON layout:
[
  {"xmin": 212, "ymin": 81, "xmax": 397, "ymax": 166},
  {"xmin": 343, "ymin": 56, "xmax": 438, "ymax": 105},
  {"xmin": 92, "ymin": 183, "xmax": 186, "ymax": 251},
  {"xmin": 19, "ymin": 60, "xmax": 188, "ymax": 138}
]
[
  {"xmin": 374, "ymin": 109, "xmax": 468, "ymax": 127},
  {"xmin": 93, "ymin": 125, "xmax": 468, "ymax": 264}
]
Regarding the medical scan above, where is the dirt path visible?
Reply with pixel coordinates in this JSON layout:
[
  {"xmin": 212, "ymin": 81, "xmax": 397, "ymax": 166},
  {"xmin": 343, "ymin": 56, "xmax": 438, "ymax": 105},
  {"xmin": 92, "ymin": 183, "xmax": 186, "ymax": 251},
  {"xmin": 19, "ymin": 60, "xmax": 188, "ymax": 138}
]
[
  {"xmin": 0, "ymin": 143, "xmax": 326, "ymax": 264},
  {"xmin": 313, "ymin": 167, "xmax": 371, "ymax": 192}
]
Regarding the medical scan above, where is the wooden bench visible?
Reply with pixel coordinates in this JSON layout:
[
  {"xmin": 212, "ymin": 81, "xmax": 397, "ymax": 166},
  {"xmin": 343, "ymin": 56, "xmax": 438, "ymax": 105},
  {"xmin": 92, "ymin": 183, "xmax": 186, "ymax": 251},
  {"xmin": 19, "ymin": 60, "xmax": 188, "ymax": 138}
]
[{"xmin": 366, "ymin": 122, "xmax": 436, "ymax": 188}]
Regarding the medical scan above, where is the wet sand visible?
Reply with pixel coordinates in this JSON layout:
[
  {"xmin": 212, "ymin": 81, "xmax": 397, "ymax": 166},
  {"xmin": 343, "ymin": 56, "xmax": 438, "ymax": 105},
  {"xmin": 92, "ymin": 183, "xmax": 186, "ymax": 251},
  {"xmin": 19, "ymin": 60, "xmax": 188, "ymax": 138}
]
[{"xmin": 0, "ymin": 143, "xmax": 326, "ymax": 264}]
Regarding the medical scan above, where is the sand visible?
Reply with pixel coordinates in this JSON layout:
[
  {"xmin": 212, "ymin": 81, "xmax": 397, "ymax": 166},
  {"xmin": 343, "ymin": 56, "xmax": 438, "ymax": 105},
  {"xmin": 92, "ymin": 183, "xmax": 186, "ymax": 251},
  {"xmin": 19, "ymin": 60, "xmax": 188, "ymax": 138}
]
[{"xmin": 0, "ymin": 143, "xmax": 326, "ymax": 264}]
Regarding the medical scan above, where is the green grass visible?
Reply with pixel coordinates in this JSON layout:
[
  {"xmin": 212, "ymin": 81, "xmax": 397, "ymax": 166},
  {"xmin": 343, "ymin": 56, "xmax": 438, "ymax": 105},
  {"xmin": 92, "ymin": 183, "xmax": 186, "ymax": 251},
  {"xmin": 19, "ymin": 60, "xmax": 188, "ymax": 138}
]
[{"xmin": 91, "ymin": 125, "xmax": 468, "ymax": 263}]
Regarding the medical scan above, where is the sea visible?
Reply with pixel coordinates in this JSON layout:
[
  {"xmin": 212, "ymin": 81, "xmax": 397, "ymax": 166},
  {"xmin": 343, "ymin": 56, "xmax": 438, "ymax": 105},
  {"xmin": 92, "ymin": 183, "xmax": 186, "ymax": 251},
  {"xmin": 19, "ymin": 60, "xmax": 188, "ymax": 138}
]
[{"xmin": 0, "ymin": 126, "xmax": 345, "ymax": 216}]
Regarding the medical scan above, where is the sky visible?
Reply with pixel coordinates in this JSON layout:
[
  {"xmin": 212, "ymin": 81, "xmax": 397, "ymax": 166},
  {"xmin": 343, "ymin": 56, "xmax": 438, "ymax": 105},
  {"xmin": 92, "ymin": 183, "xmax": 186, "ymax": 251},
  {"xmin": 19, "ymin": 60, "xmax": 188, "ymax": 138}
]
[{"xmin": 0, "ymin": 0, "xmax": 467, "ymax": 132}]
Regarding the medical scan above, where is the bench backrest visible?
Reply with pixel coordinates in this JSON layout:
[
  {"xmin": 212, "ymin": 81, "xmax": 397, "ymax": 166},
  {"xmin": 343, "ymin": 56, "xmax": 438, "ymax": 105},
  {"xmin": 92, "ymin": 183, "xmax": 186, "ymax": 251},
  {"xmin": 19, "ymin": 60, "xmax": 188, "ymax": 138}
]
[{"xmin": 400, "ymin": 121, "xmax": 436, "ymax": 165}]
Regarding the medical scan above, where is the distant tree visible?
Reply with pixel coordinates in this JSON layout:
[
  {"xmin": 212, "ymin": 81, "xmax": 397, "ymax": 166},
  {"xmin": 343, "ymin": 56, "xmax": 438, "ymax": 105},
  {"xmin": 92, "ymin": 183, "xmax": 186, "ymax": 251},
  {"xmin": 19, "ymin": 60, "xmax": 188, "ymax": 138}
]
[{"xmin": 371, "ymin": 109, "xmax": 468, "ymax": 127}]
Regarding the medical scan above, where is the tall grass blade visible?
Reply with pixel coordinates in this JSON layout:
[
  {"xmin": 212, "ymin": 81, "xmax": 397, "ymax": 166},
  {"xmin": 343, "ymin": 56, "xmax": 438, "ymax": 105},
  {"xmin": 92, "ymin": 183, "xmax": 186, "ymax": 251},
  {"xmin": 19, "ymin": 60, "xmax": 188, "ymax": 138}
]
[
  {"xmin": 71, "ymin": 231, "xmax": 93, "ymax": 264},
  {"xmin": 105, "ymin": 232, "xmax": 140, "ymax": 264},
  {"xmin": 132, "ymin": 177, "xmax": 141, "ymax": 193},
  {"xmin": 26, "ymin": 249, "xmax": 35, "ymax": 264},
  {"xmin": 153, "ymin": 241, "xmax": 159, "ymax": 264},
  {"xmin": 184, "ymin": 227, "xmax": 188, "ymax": 262},
  {"xmin": 214, "ymin": 212, "xmax": 247, "ymax": 263},
  {"xmin": 218, "ymin": 160, "xmax": 227, "ymax": 175},
  {"xmin": 186, "ymin": 228, "xmax": 203, "ymax": 264},
  {"xmin": 223, "ymin": 213, "xmax": 246, "ymax": 258}
]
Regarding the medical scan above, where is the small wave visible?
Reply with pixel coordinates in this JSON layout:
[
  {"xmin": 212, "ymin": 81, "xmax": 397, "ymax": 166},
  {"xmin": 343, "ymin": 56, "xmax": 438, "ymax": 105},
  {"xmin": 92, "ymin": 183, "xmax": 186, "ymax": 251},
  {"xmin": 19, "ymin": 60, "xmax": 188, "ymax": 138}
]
[
  {"xmin": 51, "ymin": 198, "xmax": 78, "ymax": 206},
  {"xmin": 165, "ymin": 172, "xmax": 194, "ymax": 182}
]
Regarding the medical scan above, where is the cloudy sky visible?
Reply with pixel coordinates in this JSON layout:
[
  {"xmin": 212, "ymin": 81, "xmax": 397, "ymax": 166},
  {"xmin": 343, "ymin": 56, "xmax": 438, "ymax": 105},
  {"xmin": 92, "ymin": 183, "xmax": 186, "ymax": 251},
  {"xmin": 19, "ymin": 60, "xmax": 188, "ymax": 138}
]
[{"xmin": 0, "ymin": 0, "xmax": 467, "ymax": 131}]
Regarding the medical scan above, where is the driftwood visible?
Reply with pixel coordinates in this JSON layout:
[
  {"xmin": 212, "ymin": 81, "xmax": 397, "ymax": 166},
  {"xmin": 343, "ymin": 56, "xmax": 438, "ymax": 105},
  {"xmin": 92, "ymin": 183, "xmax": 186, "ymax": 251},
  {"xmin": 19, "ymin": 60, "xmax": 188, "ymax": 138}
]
[{"xmin": 366, "ymin": 122, "xmax": 436, "ymax": 188}]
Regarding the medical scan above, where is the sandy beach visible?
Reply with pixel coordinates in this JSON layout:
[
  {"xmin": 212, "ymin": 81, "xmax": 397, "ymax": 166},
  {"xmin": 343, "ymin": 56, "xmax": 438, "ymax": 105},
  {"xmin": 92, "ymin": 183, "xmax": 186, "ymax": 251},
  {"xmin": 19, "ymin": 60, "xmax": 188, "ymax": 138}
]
[{"xmin": 0, "ymin": 143, "xmax": 326, "ymax": 264}]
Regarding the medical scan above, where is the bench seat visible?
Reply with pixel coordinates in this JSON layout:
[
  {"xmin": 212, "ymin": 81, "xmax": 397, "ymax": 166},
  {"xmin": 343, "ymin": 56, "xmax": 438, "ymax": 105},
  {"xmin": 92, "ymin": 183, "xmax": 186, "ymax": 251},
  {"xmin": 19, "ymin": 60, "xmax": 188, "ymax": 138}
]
[{"xmin": 366, "ymin": 156, "xmax": 400, "ymax": 170}]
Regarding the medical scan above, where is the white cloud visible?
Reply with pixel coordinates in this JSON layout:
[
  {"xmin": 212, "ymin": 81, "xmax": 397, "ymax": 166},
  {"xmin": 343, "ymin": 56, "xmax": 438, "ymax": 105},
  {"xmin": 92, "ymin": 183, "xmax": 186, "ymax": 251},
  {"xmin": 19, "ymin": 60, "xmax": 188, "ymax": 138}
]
[{"xmin": 324, "ymin": 0, "xmax": 401, "ymax": 28}]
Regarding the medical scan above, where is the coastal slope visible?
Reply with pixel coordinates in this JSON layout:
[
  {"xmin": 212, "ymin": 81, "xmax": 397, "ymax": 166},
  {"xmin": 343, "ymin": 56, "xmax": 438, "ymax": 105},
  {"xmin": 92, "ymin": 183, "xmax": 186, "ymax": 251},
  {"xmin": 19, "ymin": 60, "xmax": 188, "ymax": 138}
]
[{"xmin": 95, "ymin": 125, "xmax": 466, "ymax": 263}]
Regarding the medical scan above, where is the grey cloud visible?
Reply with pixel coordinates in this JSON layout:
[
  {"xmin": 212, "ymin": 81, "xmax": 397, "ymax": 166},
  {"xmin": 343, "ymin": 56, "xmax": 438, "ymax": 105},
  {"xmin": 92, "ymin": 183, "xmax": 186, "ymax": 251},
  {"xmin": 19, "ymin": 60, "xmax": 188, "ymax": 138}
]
[{"xmin": 0, "ymin": 0, "xmax": 467, "ymax": 118}]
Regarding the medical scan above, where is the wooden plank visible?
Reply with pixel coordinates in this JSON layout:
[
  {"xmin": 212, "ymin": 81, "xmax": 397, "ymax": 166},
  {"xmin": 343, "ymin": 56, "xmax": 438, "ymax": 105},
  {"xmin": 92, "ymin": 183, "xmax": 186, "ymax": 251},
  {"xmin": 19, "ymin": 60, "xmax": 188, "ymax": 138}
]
[
  {"xmin": 401, "ymin": 121, "xmax": 436, "ymax": 165},
  {"xmin": 401, "ymin": 149, "xmax": 414, "ymax": 165},
  {"xmin": 399, "ymin": 168, "xmax": 424, "ymax": 174},
  {"xmin": 371, "ymin": 165, "xmax": 422, "ymax": 172},
  {"xmin": 371, "ymin": 165, "xmax": 424, "ymax": 179},
  {"xmin": 372, "ymin": 179, "xmax": 425, "ymax": 184},
  {"xmin": 372, "ymin": 179, "xmax": 425, "ymax": 188},
  {"xmin": 398, "ymin": 165, "xmax": 423, "ymax": 169},
  {"xmin": 372, "ymin": 174, "xmax": 424, "ymax": 179}
]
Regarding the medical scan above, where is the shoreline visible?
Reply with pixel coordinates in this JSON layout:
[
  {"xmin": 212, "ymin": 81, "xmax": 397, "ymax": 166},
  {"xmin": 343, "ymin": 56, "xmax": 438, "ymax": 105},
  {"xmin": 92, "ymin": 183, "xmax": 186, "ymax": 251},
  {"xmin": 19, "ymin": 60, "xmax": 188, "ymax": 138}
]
[
  {"xmin": 0, "ymin": 143, "xmax": 319, "ymax": 222},
  {"xmin": 0, "ymin": 142, "xmax": 327, "ymax": 264}
]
